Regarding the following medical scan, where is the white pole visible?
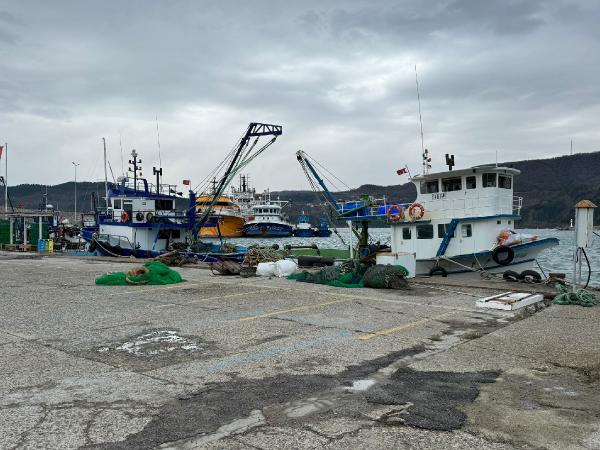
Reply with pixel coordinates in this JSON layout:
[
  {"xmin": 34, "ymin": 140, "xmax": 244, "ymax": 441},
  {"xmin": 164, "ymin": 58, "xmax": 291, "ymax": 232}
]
[
  {"xmin": 72, "ymin": 161, "xmax": 80, "ymax": 225},
  {"xmin": 348, "ymin": 220, "xmax": 354, "ymax": 259},
  {"xmin": 103, "ymin": 138, "xmax": 108, "ymax": 208},
  {"xmin": 2, "ymin": 142, "xmax": 6, "ymax": 212}
]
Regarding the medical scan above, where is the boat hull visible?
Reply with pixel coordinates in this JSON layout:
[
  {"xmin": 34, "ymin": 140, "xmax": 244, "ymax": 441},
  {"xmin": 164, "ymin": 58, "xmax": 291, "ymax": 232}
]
[
  {"xmin": 315, "ymin": 229, "xmax": 332, "ymax": 237},
  {"xmin": 293, "ymin": 228, "xmax": 315, "ymax": 237},
  {"xmin": 198, "ymin": 215, "xmax": 245, "ymax": 238},
  {"xmin": 244, "ymin": 222, "xmax": 293, "ymax": 237},
  {"xmin": 416, "ymin": 238, "xmax": 558, "ymax": 276}
]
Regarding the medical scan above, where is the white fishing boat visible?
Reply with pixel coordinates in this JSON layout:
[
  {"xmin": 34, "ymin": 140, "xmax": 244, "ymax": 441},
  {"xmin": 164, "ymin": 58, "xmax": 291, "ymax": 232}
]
[{"xmin": 243, "ymin": 190, "xmax": 293, "ymax": 237}]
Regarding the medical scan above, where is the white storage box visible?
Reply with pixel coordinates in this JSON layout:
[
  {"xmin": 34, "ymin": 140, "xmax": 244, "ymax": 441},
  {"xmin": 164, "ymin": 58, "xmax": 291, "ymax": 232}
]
[
  {"xmin": 476, "ymin": 292, "xmax": 544, "ymax": 310},
  {"xmin": 375, "ymin": 252, "xmax": 416, "ymax": 278}
]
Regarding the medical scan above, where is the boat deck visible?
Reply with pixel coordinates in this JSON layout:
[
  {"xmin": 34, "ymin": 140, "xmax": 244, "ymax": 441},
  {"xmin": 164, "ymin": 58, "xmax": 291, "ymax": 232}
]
[{"xmin": 0, "ymin": 254, "xmax": 599, "ymax": 449}]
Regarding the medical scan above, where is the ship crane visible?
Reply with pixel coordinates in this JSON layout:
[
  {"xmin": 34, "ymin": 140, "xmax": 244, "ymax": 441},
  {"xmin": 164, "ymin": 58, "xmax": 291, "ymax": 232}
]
[
  {"xmin": 192, "ymin": 122, "xmax": 282, "ymax": 238},
  {"xmin": 296, "ymin": 150, "xmax": 381, "ymax": 253}
]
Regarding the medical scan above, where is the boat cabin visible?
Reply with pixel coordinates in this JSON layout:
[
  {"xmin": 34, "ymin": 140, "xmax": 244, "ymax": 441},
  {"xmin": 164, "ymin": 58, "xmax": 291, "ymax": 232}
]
[{"xmin": 390, "ymin": 165, "xmax": 523, "ymax": 260}]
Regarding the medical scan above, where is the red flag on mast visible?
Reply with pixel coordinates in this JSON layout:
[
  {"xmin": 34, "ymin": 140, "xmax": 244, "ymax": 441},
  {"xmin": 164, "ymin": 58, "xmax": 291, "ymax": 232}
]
[
  {"xmin": 0, "ymin": 145, "xmax": 3, "ymax": 159},
  {"xmin": 182, "ymin": 179, "xmax": 190, "ymax": 185},
  {"xmin": 396, "ymin": 166, "xmax": 408, "ymax": 175}
]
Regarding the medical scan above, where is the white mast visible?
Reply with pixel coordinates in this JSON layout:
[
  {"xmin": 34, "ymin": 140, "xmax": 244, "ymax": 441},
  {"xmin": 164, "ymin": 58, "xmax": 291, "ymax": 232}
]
[
  {"xmin": 102, "ymin": 137, "xmax": 108, "ymax": 208},
  {"xmin": 415, "ymin": 66, "xmax": 430, "ymax": 174},
  {"xmin": 3, "ymin": 142, "xmax": 6, "ymax": 212}
]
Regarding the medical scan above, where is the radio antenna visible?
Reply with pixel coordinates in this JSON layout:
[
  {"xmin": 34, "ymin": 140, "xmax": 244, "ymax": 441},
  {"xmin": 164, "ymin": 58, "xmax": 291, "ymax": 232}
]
[
  {"xmin": 156, "ymin": 115, "xmax": 162, "ymax": 169},
  {"xmin": 415, "ymin": 65, "xmax": 430, "ymax": 174},
  {"xmin": 119, "ymin": 134, "xmax": 125, "ymax": 178}
]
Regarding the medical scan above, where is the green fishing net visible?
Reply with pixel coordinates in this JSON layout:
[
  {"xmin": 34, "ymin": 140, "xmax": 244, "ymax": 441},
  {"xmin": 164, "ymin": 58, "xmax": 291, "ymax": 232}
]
[
  {"xmin": 95, "ymin": 261, "xmax": 185, "ymax": 286},
  {"xmin": 288, "ymin": 261, "xmax": 409, "ymax": 289},
  {"xmin": 553, "ymin": 284, "xmax": 598, "ymax": 307}
]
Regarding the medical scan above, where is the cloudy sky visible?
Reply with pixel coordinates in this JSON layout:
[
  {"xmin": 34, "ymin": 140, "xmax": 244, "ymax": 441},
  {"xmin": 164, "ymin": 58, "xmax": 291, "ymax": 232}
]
[{"xmin": 1, "ymin": 0, "xmax": 599, "ymax": 191}]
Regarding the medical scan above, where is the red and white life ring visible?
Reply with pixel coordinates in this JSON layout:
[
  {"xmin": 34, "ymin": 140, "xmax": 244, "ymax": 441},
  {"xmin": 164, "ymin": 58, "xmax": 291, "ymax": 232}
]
[
  {"xmin": 408, "ymin": 203, "xmax": 425, "ymax": 220},
  {"xmin": 386, "ymin": 204, "xmax": 404, "ymax": 222},
  {"xmin": 121, "ymin": 211, "xmax": 130, "ymax": 222}
]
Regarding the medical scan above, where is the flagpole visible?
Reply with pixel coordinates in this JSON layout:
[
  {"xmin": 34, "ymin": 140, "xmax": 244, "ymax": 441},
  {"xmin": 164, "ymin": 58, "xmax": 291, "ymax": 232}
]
[{"xmin": 4, "ymin": 142, "xmax": 7, "ymax": 212}]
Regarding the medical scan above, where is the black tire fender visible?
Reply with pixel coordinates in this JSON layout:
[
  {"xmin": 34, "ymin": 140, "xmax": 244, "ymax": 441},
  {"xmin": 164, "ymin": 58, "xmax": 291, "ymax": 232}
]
[
  {"xmin": 135, "ymin": 212, "xmax": 145, "ymax": 222},
  {"xmin": 88, "ymin": 239, "xmax": 97, "ymax": 253},
  {"xmin": 502, "ymin": 270, "xmax": 521, "ymax": 282},
  {"xmin": 492, "ymin": 245, "xmax": 514, "ymax": 266},
  {"xmin": 429, "ymin": 266, "xmax": 448, "ymax": 277},
  {"xmin": 520, "ymin": 269, "xmax": 542, "ymax": 282}
]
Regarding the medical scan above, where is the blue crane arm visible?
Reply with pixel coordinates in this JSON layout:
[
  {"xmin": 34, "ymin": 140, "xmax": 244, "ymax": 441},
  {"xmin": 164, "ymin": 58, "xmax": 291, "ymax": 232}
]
[{"xmin": 296, "ymin": 151, "xmax": 339, "ymax": 211}]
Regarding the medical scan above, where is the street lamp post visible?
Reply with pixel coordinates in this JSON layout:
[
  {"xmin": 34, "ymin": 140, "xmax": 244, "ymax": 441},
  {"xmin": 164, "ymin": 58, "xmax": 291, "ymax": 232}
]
[{"xmin": 72, "ymin": 161, "xmax": 80, "ymax": 225}]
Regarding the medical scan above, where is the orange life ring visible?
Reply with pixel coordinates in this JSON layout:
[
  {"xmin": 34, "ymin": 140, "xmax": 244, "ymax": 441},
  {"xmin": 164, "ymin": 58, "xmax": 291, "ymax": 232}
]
[
  {"xmin": 386, "ymin": 204, "xmax": 404, "ymax": 222},
  {"xmin": 121, "ymin": 211, "xmax": 130, "ymax": 222},
  {"xmin": 408, "ymin": 203, "xmax": 425, "ymax": 220}
]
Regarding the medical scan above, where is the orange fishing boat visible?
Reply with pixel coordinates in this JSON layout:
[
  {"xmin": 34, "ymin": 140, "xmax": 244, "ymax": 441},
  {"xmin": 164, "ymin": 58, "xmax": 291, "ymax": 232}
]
[{"xmin": 195, "ymin": 195, "xmax": 245, "ymax": 238}]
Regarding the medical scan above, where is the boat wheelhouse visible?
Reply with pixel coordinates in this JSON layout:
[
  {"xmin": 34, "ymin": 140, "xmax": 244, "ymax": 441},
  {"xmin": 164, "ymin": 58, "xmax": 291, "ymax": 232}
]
[{"xmin": 196, "ymin": 194, "xmax": 245, "ymax": 238}]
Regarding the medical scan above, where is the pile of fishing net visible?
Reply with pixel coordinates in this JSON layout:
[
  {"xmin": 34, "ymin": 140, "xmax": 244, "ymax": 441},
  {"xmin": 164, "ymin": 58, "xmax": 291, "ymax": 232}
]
[
  {"xmin": 95, "ymin": 261, "xmax": 185, "ymax": 286},
  {"xmin": 243, "ymin": 246, "xmax": 286, "ymax": 266},
  {"xmin": 288, "ymin": 261, "xmax": 409, "ymax": 289},
  {"xmin": 553, "ymin": 284, "xmax": 598, "ymax": 307}
]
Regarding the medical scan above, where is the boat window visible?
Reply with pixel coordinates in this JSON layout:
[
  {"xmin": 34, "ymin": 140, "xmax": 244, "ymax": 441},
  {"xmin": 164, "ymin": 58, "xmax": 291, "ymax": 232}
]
[
  {"xmin": 402, "ymin": 227, "xmax": 411, "ymax": 240},
  {"xmin": 156, "ymin": 199, "xmax": 175, "ymax": 211},
  {"xmin": 498, "ymin": 175, "xmax": 512, "ymax": 189},
  {"xmin": 483, "ymin": 173, "xmax": 497, "ymax": 188},
  {"xmin": 461, "ymin": 223, "xmax": 472, "ymax": 237},
  {"xmin": 416, "ymin": 224, "xmax": 434, "ymax": 239},
  {"xmin": 466, "ymin": 176, "xmax": 477, "ymax": 189},
  {"xmin": 113, "ymin": 199, "xmax": 122, "ymax": 209},
  {"xmin": 437, "ymin": 223, "xmax": 455, "ymax": 238},
  {"xmin": 442, "ymin": 177, "xmax": 462, "ymax": 192},
  {"xmin": 420, "ymin": 180, "xmax": 439, "ymax": 194},
  {"xmin": 171, "ymin": 230, "xmax": 180, "ymax": 239}
]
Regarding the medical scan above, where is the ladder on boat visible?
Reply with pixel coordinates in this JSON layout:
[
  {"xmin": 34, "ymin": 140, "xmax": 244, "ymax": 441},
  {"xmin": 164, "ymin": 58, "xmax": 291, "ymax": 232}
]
[{"xmin": 436, "ymin": 219, "xmax": 460, "ymax": 257}]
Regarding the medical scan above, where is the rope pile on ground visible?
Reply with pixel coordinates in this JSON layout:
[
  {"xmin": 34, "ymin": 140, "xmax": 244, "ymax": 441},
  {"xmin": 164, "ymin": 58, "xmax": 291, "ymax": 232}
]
[
  {"xmin": 95, "ymin": 261, "xmax": 185, "ymax": 286},
  {"xmin": 553, "ymin": 284, "xmax": 598, "ymax": 307},
  {"xmin": 289, "ymin": 262, "xmax": 409, "ymax": 289},
  {"xmin": 154, "ymin": 251, "xmax": 198, "ymax": 267},
  {"xmin": 243, "ymin": 247, "xmax": 286, "ymax": 267}
]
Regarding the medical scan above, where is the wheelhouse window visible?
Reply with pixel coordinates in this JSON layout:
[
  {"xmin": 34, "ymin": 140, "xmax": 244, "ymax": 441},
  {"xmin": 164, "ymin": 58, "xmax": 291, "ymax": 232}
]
[
  {"xmin": 402, "ymin": 227, "xmax": 411, "ymax": 240},
  {"xmin": 420, "ymin": 180, "xmax": 439, "ymax": 194},
  {"xmin": 461, "ymin": 224, "xmax": 472, "ymax": 237},
  {"xmin": 113, "ymin": 199, "xmax": 122, "ymax": 209},
  {"xmin": 438, "ymin": 223, "xmax": 454, "ymax": 238},
  {"xmin": 498, "ymin": 175, "xmax": 512, "ymax": 189},
  {"xmin": 416, "ymin": 224, "xmax": 434, "ymax": 239},
  {"xmin": 442, "ymin": 177, "xmax": 462, "ymax": 192},
  {"xmin": 466, "ymin": 176, "xmax": 477, "ymax": 189},
  {"xmin": 483, "ymin": 173, "xmax": 497, "ymax": 188},
  {"xmin": 156, "ymin": 199, "xmax": 175, "ymax": 211}
]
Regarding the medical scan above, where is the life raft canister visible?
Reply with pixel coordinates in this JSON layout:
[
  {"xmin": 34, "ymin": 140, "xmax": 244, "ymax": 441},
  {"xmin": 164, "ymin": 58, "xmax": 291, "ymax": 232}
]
[
  {"xmin": 386, "ymin": 204, "xmax": 404, "ymax": 222},
  {"xmin": 408, "ymin": 202, "xmax": 425, "ymax": 220},
  {"xmin": 121, "ymin": 211, "xmax": 130, "ymax": 222}
]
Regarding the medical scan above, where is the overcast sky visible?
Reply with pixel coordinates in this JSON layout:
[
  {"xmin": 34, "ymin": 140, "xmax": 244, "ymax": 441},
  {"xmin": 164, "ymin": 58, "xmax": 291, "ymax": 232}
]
[{"xmin": 1, "ymin": 0, "xmax": 599, "ymax": 191}]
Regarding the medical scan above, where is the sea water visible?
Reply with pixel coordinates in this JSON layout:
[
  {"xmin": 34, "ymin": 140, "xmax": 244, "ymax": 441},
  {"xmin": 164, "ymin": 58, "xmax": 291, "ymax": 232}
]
[{"xmin": 225, "ymin": 228, "xmax": 599, "ymax": 287}]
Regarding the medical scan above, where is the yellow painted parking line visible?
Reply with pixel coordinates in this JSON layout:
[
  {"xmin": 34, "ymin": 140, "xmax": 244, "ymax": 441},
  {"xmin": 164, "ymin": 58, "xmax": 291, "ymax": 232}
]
[
  {"xmin": 190, "ymin": 289, "xmax": 269, "ymax": 304},
  {"xmin": 104, "ymin": 283, "xmax": 200, "ymax": 297},
  {"xmin": 240, "ymin": 298, "xmax": 352, "ymax": 321},
  {"xmin": 157, "ymin": 303, "xmax": 177, "ymax": 308},
  {"xmin": 359, "ymin": 312, "xmax": 456, "ymax": 341}
]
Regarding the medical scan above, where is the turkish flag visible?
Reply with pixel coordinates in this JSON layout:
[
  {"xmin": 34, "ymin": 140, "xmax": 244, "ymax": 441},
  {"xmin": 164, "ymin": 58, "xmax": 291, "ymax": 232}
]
[
  {"xmin": 182, "ymin": 179, "xmax": 190, "ymax": 185},
  {"xmin": 0, "ymin": 145, "xmax": 3, "ymax": 159},
  {"xmin": 396, "ymin": 167, "xmax": 408, "ymax": 175}
]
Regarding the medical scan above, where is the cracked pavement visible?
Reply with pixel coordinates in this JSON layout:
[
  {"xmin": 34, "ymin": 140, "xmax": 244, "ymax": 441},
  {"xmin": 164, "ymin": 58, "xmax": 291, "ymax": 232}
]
[{"xmin": 1, "ymin": 256, "xmax": 599, "ymax": 449}]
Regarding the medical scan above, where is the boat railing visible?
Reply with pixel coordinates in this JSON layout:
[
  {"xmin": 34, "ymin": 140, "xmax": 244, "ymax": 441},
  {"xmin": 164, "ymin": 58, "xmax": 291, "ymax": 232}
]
[
  {"xmin": 96, "ymin": 233, "xmax": 135, "ymax": 250},
  {"xmin": 513, "ymin": 196, "xmax": 523, "ymax": 215},
  {"xmin": 337, "ymin": 199, "xmax": 412, "ymax": 220},
  {"xmin": 103, "ymin": 209, "xmax": 189, "ymax": 222}
]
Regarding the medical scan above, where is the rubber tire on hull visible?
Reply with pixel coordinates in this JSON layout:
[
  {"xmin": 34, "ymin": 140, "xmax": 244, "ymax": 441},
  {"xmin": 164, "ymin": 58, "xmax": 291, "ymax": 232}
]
[
  {"xmin": 520, "ymin": 269, "xmax": 542, "ymax": 282},
  {"xmin": 492, "ymin": 245, "xmax": 515, "ymax": 266},
  {"xmin": 502, "ymin": 270, "xmax": 521, "ymax": 282},
  {"xmin": 88, "ymin": 240, "xmax": 97, "ymax": 253},
  {"xmin": 429, "ymin": 266, "xmax": 448, "ymax": 277}
]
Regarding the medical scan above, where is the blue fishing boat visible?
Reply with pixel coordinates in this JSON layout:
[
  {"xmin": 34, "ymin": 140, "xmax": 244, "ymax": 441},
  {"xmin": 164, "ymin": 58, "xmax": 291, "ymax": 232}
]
[
  {"xmin": 293, "ymin": 213, "xmax": 315, "ymax": 237},
  {"xmin": 315, "ymin": 216, "xmax": 332, "ymax": 237},
  {"xmin": 243, "ymin": 191, "xmax": 293, "ymax": 237}
]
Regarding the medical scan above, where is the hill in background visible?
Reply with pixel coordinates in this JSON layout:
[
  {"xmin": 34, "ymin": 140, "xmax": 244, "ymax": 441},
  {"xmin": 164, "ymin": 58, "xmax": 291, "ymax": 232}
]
[{"xmin": 4, "ymin": 151, "xmax": 600, "ymax": 228}]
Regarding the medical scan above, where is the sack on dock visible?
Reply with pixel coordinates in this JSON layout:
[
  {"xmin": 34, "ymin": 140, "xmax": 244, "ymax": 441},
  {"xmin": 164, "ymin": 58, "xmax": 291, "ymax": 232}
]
[
  {"xmin": 256, "ymin": 262, "xmax": 277, "ymax": 277},
  {"xmin": 274, "ymin": 259, "xmax": 298, "ymax": 277}
]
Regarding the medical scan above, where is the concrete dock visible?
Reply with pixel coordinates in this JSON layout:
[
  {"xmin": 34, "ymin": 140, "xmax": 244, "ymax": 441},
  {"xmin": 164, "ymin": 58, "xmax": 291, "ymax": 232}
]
[{"xmin": 1, "ymin": 255, "xmax": 599, "ymax": 449}]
